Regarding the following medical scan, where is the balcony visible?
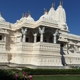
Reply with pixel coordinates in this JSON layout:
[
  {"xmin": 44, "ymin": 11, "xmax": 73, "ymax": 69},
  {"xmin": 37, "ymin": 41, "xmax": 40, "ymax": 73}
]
[{"xmin": 16, "ymin": 42, "xmax": 60, "ymax": 52}]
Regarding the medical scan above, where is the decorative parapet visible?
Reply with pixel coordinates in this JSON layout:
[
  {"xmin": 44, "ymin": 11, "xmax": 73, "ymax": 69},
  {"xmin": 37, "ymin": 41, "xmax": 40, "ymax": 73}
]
[
  {"xmin": 67, "ymin": 33, "xmax": 80, "ymax": 41},
  {"xmin": 33, "ymin": 42, "xmax": 60, "ymax": 52},
  {"xmin": 16, "ymin": 42, "xmax": 33, "ymax": 51},
  {"xmin": 16, "ymin": 42, "xmax": 60, "ymax": 52}
]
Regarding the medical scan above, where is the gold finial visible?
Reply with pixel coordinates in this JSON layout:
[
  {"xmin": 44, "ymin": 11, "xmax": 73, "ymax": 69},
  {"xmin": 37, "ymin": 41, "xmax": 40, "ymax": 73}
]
[
  {"xmin": 52, "ymin": 0, "xmax": 56, "ymax": 8},
  {"xmin": 26, "ymin": 11, "xmax": 30, "ymax": 17},
  {"xmin": 52, "ymin": 3, "xmax": 54, "ymax": 7},
  {"xmin": 44, "ymin": 8, "xmax": 46, "ymax": 11},
  {"xmin": 25, "ymin": 13, "xmax": 27, "ymax": 17},
  {"xmin": 28, "ymin": 11, "xmax": 30, "ymax": 15},
  {"xmin": 44, "ymin": 8, "xmax": 47, "ymax": 12},
  {"xmin": 44, "ymin": 8, "xmax": 47, "ymax": 14},
  {"xmin": 60, "ymin": 0, "xmax": 63, "ymax": 6},
  {"xmin": 22, "ymin": 13, "xmax": 25, "ymax": 18},
  {"xmin": 60, "ymin": 1, "xmax": 62, "ymax": 5}
]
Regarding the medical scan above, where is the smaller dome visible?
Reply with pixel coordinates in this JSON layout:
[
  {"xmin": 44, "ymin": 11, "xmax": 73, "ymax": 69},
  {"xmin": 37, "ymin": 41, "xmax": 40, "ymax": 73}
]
[
  {"xmin": 26, "ymin": 14, "xmax": 34, "ymax": 21},
  {"xmin": 19, "ymin": 14, "xmax": 35, "ymax": 23},
  {"xmin": 0, "ymin": 13, "xmax": 6, "ymax": 22},
  {"xmin": 39, "ymin": 10, "xmax": 52, "ymax": 20},
  {"xmin": 20, "ymin": 17, "xmax": 26, "ymax": 22}
]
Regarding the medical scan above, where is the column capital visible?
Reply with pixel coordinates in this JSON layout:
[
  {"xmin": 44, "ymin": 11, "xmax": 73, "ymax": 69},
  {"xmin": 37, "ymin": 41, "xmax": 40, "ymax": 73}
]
[
  {"xmin": 33, "ymin": 33, "xmax": 37, "ymax": 37},
  {"xmin": 33, "ymin": 33, "xmax": 37, "ymax": 43},
  {"xmin": 39, "ymin": 27, "xmax": 45, "ymax": 34},
  {"xmin": 53, "ymin": 34, "xmax": 56, "ymax": 36},
  {"xmin": 55, "ymin": 29, "xmax": 59, "ymax": 35},
  {"xmin": 21, "ymin": 27, "xmax": 27, "ymax": 35},
  {"xmin": 21, "ymin": 27, "xmax": 27, "ymax": 42}
]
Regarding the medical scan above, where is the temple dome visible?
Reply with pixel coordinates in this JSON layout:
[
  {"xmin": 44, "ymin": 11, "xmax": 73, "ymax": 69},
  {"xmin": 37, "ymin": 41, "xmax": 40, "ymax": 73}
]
[
  {"xmin": 39, "ymin": 11, "xmax": 52, "ymax": 20},
  {"xmin": 20, "ymin": 17, "xmax": 26, "ymax": 22},
  {"xmin": 55, "ymin": 3, "xmax": 66, "ymax": 23},
  {"xmin": 19, "ymin": 14, "xmax": 35, "ymax": 23},
  {"xmin": 48, "ymin": 3, "xmax": 55, "ymax": 20},
  {"xmin": 26, "ymin": 14, "xmax": 34, "ymax": 21},
  {"xmin": 0, "ymin": 13, "xmax": 6, "ymax": 22}
]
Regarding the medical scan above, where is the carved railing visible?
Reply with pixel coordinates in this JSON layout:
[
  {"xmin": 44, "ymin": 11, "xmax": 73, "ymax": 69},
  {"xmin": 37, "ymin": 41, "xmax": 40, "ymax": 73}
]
[
  {"xmin": 33, "ymin": 42, "xmax": 60, "ymax": 52},
  {"xmin": 16, "ymin": 42, "xmax": 60, "ymax": 52},
  {"xmin": 16, "ymin": 42, "xmax": 33, "ymax": 51}
]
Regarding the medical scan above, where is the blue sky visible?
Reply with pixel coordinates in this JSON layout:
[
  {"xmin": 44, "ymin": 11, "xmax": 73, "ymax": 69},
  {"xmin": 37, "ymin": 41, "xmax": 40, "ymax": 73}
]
[{"xmin": 0, "ymin": 0, "xmax": 80, "ymax": 35}]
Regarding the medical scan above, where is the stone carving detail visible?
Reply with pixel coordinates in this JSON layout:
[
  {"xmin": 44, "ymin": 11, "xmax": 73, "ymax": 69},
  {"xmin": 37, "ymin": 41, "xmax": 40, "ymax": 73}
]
[
  {"xmin": 39, "ymin": 27, "xmax": 45, "ymax": 42},
  {"xmin": 33, "ymin": 33, "xmax": 37, "ymax": 43},
  {"xmin": 21, "ymin": 28, "xmax": 27, "ymax": 35},
  {"xmin": 39, "ymin": 27, "xmax": 45, "ymax": 34},
  {"xmin": 21, "ymin": 27, "xmax": 27, "ymax": 42}
]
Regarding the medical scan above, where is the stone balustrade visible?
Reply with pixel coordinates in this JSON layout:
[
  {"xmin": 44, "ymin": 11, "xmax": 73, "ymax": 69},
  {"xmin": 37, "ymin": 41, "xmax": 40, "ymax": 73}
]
[
  {"xmin": 33, "ymin": 42, "xmax": 60, "ymax": 52},
  {"xmin": 16, "ymin": 42, "xmax": 60, "ymax": 52},
  {"xmin": 16, "ymin": 42, "xmax": 33, "ymax": 51}
]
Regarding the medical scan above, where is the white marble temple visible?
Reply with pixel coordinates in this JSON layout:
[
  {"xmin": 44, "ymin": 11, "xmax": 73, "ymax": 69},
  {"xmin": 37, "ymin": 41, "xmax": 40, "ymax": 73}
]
[{"xmin": 0, "ymin": 1, "xmax": 80, "ymax": 69}]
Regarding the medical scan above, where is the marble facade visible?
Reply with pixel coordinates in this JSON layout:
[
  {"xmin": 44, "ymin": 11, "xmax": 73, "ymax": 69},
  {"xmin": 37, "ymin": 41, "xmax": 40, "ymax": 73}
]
[{"xmin": 0, "ymin": 2, "xmax": 80, "ymax": 69}]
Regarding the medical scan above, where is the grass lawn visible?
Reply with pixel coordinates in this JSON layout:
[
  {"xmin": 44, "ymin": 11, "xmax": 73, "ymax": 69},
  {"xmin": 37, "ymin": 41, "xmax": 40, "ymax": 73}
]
[{"xmin": 33, "ymin": 75, "xmax": 80, "ymax": 80}]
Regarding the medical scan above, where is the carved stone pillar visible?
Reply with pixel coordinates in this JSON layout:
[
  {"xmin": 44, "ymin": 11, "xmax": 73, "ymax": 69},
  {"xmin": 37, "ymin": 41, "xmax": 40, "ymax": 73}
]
[
  {"xmin": 53, "ymin": 34, "xmax": 56, "ymax": 44},
  {"xmin": 33, "ymin": 33, "xmax": 37, "ymax": 43},
  {"xmin": 66, "ymin": 44, "xmax": 68, "ymax": 54},
  {"xmin": 20, "ymin": 36, "xmax": 22, "ymax": 42},
  {"xmin": 40, "ymin": 33, "xmax": 43, "ymax": 42},
  {"xmin": 39, "ymin": 27, "xmax": 45, "ymax": 42},
  {"xmin": 53, "ymin": 29, "xmax": 58, "ymax": 44},
  {"xmin": 22, "ymin": 34, "xmax": 26, "ymax": 42},
  {"xmin": 4, "ymin": 35, "xmax": 6, "ymax": 41},
  {"xmin": 21, "ymin": 27, "xmax": 27, "ymax": 42},
  {"xmin": 74, "ymin": 45, "xmax": 77, "ymax": 53}
]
